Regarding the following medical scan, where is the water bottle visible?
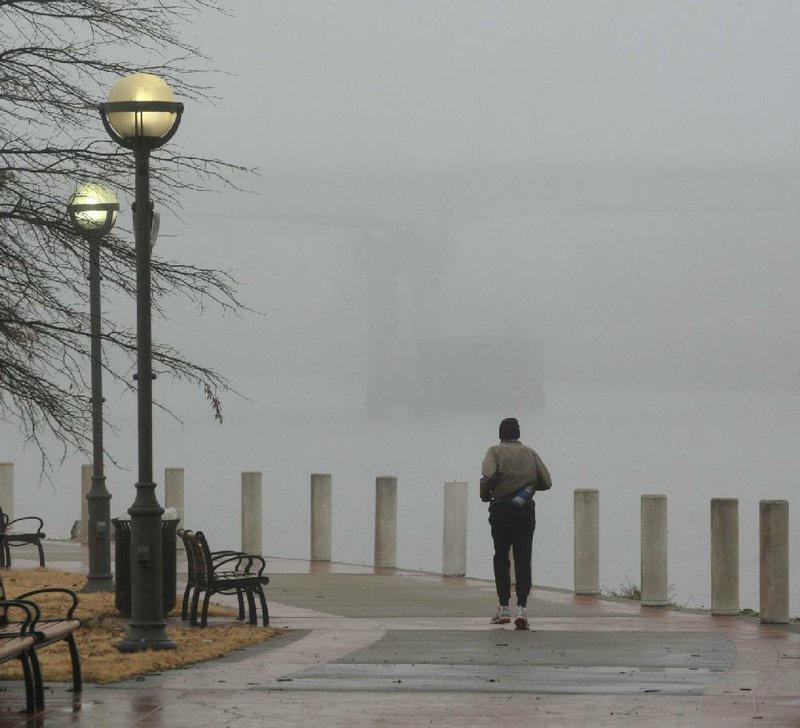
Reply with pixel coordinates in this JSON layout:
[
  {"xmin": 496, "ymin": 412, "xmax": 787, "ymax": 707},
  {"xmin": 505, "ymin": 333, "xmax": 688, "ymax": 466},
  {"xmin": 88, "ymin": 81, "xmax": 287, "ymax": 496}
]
[{"xmin": 511, "ymin": 484, "xmax": 534, "ymax": 507}]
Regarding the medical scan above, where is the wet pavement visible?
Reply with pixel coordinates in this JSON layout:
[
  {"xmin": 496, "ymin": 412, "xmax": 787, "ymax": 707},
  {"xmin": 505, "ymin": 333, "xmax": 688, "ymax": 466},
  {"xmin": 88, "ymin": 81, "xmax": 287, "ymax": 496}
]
[{"xmin": 0, "ymin": 541, "xmax": 797, "ymax": 726}]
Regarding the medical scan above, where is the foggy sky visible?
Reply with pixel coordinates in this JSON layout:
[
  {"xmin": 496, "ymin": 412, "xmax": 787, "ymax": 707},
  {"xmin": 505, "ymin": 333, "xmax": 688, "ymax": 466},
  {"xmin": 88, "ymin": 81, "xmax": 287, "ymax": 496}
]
[
  {"xmin": 167, "ymin": 0, "xmax": 800, "ymax": 391},
  {"xmin": 183, "ymin": 1, "xmax": 800, "ymax": 173}
]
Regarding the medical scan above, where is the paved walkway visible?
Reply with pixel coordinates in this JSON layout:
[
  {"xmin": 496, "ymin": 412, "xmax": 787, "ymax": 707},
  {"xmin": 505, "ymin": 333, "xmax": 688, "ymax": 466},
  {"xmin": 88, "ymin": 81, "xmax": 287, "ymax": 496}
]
[{"xmin": 0, "ymin": 541, "xmax": 797, "ymax": 726}]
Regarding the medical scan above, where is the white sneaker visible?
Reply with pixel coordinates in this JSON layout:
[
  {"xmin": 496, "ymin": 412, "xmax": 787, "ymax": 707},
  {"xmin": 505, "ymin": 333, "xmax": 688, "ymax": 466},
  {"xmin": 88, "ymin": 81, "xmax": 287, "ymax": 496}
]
[
  {"xmin": 514, "ymin": 606, "xmax": 529, "ymax": 630},
  {"xmin": 490, "ymin": 605, "xmax": 511, "ymax": 624}
]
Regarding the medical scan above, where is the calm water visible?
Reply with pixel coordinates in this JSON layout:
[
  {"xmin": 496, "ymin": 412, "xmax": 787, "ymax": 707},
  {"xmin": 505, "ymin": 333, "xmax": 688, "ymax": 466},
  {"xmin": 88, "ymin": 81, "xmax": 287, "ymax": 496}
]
[{"xmin": 9, "ymin": 383, "xmax": 799, "ymax": 615}]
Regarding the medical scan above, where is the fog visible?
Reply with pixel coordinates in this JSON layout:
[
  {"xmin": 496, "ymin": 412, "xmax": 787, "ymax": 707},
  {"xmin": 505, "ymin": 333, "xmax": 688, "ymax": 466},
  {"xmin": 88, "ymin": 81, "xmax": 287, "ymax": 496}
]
[{"xmin": 4, "ymin": 1, "xmax": 800, "ymax": 612}]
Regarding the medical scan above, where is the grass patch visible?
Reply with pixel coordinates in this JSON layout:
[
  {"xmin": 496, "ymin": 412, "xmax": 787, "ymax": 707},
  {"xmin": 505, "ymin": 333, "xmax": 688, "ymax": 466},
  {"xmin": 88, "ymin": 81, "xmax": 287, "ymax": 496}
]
[
  {"xmin": 602, "ymin": 578, "xmax": 642, "ymax": 601},
  {"xmin": 602, "ymin": 578, "xmax": 694, "ymax": 608},
  {"xmin": 0, "ymin": 568, "xmax": 277, "ymax": 684}
]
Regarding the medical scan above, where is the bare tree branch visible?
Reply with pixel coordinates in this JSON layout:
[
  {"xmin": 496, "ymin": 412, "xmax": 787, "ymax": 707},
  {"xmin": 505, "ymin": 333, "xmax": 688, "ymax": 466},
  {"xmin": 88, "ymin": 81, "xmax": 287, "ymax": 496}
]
[{"xmin": 1, "ymin": 0, "xmax": 252, "ymax": 466}]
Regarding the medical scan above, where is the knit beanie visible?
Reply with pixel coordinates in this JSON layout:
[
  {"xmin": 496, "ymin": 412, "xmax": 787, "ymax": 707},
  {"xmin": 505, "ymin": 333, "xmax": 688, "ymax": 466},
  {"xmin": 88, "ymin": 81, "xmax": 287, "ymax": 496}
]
[{"xmin": 499, "ymin": 417, "xmax": 520, "ymax": 441}]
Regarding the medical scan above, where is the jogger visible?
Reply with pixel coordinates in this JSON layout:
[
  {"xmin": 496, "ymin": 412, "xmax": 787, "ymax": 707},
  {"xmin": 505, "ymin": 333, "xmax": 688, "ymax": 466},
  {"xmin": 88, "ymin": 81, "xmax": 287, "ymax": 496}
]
[{"xmin": 480, "ymin": 417, "xmax": 552, "ymax": 630}]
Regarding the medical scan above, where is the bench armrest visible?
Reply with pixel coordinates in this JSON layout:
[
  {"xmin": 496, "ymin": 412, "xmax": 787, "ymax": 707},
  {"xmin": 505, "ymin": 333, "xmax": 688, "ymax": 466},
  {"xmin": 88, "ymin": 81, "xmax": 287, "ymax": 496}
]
[
  {"xmin": 211, "ymin": 550, "xmax": 247, "ymax": 562},
  {"xmin": 211, "ymin": 552, "xmax": 251, "ymax": 571},
  {"xmin": 240, "ymin": 554, "xmax": 266, "ymax": 576},
  {"xmin": 16, "ymin": 588, "xmax": 79, "ymax": 620},
  {"xmin": 0, "ymin": 599, "xmax": 39, "ymax": 634},
  {"xmin": 4, "ymin": 516, "xmax": 45, "ymax": 535},
  {"xmin": 210, "ymin": 552, "xmax": 266, "ymax": 576}
]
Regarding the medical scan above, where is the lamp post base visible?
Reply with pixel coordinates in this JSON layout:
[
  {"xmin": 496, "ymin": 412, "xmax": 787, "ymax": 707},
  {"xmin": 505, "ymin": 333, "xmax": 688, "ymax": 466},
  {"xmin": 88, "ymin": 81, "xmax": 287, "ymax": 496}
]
[
  {"xmin": 82, "ymin": 573, "xmax": 114, "ymax": 593},
  {"xmin": 117, "ymin": 624, "xmax": 176, "ymax": 653},
  {"xmin": 85, "ymin": 478, "xmax": 113, "ymax": 593},
  {"xmin": 120, "ymin": 480, "xmax": 176, "ymax": 652}
]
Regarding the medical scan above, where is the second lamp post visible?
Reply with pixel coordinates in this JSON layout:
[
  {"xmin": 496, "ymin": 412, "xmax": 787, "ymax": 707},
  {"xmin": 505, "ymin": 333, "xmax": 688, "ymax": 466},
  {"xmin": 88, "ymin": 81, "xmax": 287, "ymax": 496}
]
[
  {"xmin": 99, "ymin": 72, "xmax": 183, "ymax": 651},
  {"xmin": 67, "ymin": 183, "xmax": 119, "ymax": 593}
]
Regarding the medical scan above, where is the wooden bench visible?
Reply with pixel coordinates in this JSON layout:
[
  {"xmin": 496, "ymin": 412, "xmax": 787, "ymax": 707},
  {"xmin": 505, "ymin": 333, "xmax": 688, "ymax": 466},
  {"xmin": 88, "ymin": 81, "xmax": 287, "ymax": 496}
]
[
  {"xmin": 177, "ymin": 529, "xmax": 269, "ymax": 628},
  {"xmin": 0, "ymin": 575, "xmax": 82, "ymax": 712},
  {"xmin": 0, "ymin": 600, "xmax": 39, "ymax": 712},
  {"xmin": 0, "ymin": 507, "xmax": 46, "ymax": 568}
]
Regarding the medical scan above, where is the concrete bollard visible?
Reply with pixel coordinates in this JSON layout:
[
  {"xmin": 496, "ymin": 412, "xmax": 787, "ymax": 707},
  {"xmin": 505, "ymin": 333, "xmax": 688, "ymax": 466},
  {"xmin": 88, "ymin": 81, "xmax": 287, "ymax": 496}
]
[
  {"xmin": 0, "ymin": 463, "xmax": 13, "ymax": 520},
  {"xmin": 374, "ymin": 476, "xmax": 397, "ymax": 568},
  {"xmin": 165, "ymin": 468, "xmax": 185, "ymax": 550},
  {"xmin": 710, "ymin": 498, "xmax": 739, "ymax": 616},
  {"xmin": 574, "ymin": 489, "xmax": 600, "ymax": 595},
  {"xmin": 310, "ymin": 473, "xmax": 332, "ymax": 561},
  {"xmin": 442, "ymin": 481, "xmax": 468, "ymax": 577},
  {"xmin": 759, "ymin": 500, "xmax": 789, "ymax": 624},
  {"xmin": 241, "ymin": 472, "xmax": 262, "ymax": 556},
  {"xmin": 81, "ymin": 464, "xmax": 92, "ymax": 545},
  {"xmin": 641, "ymin": 494, "xmax": 668, "ymax": 606}
]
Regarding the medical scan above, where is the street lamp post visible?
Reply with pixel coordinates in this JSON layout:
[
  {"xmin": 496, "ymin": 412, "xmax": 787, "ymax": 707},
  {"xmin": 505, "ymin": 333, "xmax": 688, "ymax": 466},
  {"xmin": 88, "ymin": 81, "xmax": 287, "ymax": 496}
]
[
  {"xmin": 99, "ymin": 73, "xmax": 183, "ymax": 651},
  {"xmin": 67, "ymin": 183, "xmax": 119, "ymax": 593}
]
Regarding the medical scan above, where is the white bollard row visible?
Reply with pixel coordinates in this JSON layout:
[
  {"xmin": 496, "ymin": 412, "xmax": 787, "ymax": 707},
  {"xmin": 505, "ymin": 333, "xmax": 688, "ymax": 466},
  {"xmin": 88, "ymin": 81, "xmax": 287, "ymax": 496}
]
[{"xmin": 5, "ymin": 461, "xmax": 787, "ymax": 608}]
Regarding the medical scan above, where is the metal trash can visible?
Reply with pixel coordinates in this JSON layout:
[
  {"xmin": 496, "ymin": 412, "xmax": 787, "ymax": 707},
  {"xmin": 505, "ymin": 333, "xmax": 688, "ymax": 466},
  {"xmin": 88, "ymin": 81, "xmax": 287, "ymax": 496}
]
[{"xmin": 112, "ymin": 517, "xmax": 180, "ymax": 618}]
